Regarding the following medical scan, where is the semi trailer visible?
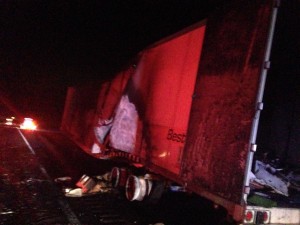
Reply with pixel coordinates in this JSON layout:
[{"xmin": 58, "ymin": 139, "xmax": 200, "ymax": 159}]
[{"xmin": 61, "ymin": 0, "xmax": 300, "ymax": 224}]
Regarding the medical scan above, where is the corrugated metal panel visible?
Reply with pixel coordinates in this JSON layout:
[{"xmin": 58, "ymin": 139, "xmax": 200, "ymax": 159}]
[{"xmin": 181, "ymin": 0, "xmax": 274, "ymax": 204}]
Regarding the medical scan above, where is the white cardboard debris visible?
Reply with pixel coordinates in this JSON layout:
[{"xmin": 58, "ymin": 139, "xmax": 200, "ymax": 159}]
[
  {"xmin": 94, "ymin": 118, "xmax": 113, "ymax": 144},
  {"xmin": 254, "ymin": 160, "xmax": 289, "ymax": 196},
  {"xmin": 110, "ymin": 95, "xmax": 138, "ymax": 153},
  {"xmin": 91, "ymin": 142, "xmax": 101, "ymax": 154},
  {"xmin": 65, "ymin": 188, "xmax": 83, "ymax": 197}
]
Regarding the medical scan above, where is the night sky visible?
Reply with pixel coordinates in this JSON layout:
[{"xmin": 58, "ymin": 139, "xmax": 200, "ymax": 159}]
[
  {"xmin": 1, "ymin": 0, "xmax": 298, "ymax": 129},
  {"xmin": 0, "ymin": 0, "xmax": 224, "ymax": 128}
]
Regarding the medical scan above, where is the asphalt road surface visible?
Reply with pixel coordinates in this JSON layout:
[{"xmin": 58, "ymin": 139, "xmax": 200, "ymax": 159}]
[{"xmin": 0, "ymin": 126, "xmax": 231, "ymax": 225}]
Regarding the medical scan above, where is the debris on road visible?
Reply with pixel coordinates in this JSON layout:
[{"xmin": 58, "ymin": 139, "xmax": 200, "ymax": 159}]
[
  {"xmin": 252, "ymin": 160, "xmax": 289, "ymax": 196},
  {"xmin": 54, "ymin": 176, "xmax": 72, "ymax": 183},
  {"xmin": 58, "ymin": 172, "xmax": 114, "ymax": 197}
]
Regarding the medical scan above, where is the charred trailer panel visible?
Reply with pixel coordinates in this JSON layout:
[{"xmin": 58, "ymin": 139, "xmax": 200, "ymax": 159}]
[{"xmin": 61, "ymin": 70, "xmax": 131, "ymax": 153}]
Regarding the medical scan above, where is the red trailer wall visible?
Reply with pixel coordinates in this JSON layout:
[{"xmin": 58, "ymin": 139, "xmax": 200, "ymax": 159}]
[{"xmin": 124, "ymin": 23, "xmax": 206, "ymax": 175}]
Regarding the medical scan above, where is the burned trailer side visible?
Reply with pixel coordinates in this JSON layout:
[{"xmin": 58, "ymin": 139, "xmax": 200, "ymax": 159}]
[
  {"xmin": 61, "ymin": 70, "xmax": 131, "ymax": 156},
  {"xmin": 92, "ymin": 0, "xmax": 284, "ymax": 222}
]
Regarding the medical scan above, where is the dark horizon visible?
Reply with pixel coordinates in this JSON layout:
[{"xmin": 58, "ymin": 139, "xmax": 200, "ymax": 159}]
[
  {"xmin": 0, "ymin": 0, "xmax": 223, "ymax": 128},
  {"xmin": 0, "ymin": 0, "xmax": 299, "ymax": 129}
]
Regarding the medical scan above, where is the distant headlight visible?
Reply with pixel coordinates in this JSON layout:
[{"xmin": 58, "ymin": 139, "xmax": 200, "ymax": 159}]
[
  {"xmin": 5, "ymin": 117, "xmax": 15, "ymax": 126},
  {"xmin": 20, "ymin": 118, "xmax": 37, "ymax": 130}
]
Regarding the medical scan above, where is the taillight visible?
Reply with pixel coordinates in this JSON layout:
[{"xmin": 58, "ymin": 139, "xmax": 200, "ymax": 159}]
[
  {"xmin": 262, "ymin": 211, "xmax": 270, "ymax": 223},
  {"xmin": 244, "ymin": 210, "xmax": 270, "ymax": 224},
  {"xmin": 244, "ymin": 210, "xmax": 255, "ymax": 223}
]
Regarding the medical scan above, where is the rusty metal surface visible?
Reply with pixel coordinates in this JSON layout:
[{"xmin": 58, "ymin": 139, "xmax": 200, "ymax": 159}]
[{"xmin": 181, "ymin": 0, "xmax": 274, "ymax": 204}]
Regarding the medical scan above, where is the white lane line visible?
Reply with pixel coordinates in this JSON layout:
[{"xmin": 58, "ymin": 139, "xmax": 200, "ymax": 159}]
[{"xmin": 17, "ymin": 129, "xmax": 82, "ymax": 225}]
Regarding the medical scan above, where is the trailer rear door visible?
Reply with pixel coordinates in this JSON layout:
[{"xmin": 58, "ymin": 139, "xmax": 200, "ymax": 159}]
[{"xmin": 181, "ymin": 0, "xmax": 276, "ymax": 204}]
